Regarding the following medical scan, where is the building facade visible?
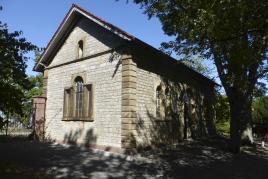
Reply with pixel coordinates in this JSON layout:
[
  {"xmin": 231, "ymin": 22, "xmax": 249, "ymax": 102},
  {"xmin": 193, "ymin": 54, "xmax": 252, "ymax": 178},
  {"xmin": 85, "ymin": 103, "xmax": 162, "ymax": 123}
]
[{"xmin": 33, "ymin": 4, "xmax": 216, "ymax": 152}]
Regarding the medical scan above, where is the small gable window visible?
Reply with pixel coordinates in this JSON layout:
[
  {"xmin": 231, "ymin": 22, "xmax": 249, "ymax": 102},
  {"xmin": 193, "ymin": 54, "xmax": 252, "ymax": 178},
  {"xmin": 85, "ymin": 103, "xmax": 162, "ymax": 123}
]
[
  {"xmin": 63, "ymin": 76, "xmax": 93, "ymax": 121},
  {"xmin": 78, "ymin": 40, "xmax": 84, "ymax": 58}
]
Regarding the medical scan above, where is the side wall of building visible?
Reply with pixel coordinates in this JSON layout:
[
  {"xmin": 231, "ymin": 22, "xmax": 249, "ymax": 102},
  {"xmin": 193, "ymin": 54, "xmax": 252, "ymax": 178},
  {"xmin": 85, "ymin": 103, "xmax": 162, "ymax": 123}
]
[
  {"xmin": 134, "ymin": 64, "xmax": 216, "ymax": 147},
  {"xmin": 45, "ymin": 18, "xmax": 123, "ymax": 148}
]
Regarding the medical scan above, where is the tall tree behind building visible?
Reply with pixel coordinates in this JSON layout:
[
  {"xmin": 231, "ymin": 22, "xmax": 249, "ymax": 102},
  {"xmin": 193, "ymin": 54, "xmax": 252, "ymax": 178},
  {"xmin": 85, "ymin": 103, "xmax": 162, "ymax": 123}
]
[{"xmin": 132, "ymin": 0, "xmax": 268, "ymax": 152}]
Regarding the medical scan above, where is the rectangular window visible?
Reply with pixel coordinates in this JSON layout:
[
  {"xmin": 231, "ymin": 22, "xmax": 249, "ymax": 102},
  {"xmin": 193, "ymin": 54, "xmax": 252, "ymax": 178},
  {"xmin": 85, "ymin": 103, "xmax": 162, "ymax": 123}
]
[{"xmin": 63, "ymin": 84, "xmax": 93, "ymax": 121}]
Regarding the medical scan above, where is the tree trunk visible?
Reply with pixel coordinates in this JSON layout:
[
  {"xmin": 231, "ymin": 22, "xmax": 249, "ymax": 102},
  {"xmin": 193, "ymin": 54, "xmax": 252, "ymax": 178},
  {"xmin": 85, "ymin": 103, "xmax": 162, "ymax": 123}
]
[
  {"xmin": 240, "ymin": 98, "xmax": 254, "ymax": 145},
  {"xmin": 228, "ymin": 89, "xmax": 253, "ymax": 153}
]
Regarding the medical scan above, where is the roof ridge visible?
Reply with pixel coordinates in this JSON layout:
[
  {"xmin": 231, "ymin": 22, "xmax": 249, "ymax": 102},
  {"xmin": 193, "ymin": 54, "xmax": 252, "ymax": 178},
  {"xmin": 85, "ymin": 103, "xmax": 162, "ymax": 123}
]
[
  {"xmin": 33, "ymin": 4, "xmax": 217, "ymax": 85},
  {"xmin": 33, "ymin": 3, "xmax": 135, "ymax": 71},
  {"xmin": 72, "ymin": 3, "xmax": 135, "ymax": 40},
  {"xmin": 71, "ymin": 4, "xmax": 216, "ymax": 85}
]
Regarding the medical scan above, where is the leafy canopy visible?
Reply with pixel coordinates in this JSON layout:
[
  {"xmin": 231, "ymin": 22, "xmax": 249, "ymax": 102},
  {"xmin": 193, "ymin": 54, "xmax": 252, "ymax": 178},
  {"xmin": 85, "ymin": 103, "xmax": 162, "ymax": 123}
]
[
  {"xmin": 180, "ymin": 57, "xmax": 211, "ymax": 77},
  {"xmin": 131, "ymin": 1, "xmax": 268, "ymax": 150},
  {"xmin": 252, "ymin": 96, "xmax": 268, "ymax": 124},
  {"xmin": 133, "ymin": 0, "xmax": 268, "ymax": 95},
  {"xmin": 0, "ymin": 7, "xmax": 36, "ymax": 116}
]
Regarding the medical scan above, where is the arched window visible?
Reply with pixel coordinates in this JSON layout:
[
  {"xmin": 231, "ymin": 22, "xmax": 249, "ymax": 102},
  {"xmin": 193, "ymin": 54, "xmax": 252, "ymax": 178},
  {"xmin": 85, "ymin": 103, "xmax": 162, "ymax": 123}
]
[
  {"xmin": 156, "ymin": 85, "xmax": 161, "ymax": 117},
  {"xmin": 75, "ymin": 76, "xmax": 84, "ymax": 117},
  {"xmin": 63, "ymin": 75, "xmax": 94, "ymax": 121},
  {"xmin": 78, "ymin": 40, "xmax": 83, "ymax": 58}
]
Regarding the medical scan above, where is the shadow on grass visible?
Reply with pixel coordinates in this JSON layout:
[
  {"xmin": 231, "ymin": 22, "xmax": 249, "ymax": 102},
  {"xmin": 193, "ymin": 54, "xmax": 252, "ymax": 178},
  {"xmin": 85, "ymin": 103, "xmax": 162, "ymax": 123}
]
[
  {"xmin": 0, "ymin": 136, "xmax": 267, "ymax": 178},
  {"xmin": 0, "ymin": 135, "xmax": 30, "ymax": 143}
]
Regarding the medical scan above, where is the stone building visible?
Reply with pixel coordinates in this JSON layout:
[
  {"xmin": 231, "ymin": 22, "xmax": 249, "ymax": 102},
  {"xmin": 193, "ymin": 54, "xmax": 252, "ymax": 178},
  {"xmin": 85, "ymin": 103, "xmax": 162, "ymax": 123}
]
[{"xmin": 33, "ymin": 4, "xmax": 217, "ymax": 152}]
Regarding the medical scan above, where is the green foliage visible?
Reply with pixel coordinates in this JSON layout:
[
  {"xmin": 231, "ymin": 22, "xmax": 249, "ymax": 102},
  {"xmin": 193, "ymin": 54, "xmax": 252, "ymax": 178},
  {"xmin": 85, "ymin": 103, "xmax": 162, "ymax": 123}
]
[
  {"xmin": 253, "ymin": 82, "xmax": 267, "ymax": 98},
  {"xmin": 215, "ymin": 121, "xmax": 230, "ymax": 137},
  {"xmin": 0, "ymin": 9, "xmax": 37, "ymax": 116},
  {"xmin": 20, "ymin": 49, "xmax": 44, "ymax": 125},
  {"xmin": 252, "ymin": 96, "xmax": 268, "ymax": 124},
  {"xmin": 133, "ymin": 0, "xmax": 268, "ymax": 86},
  {"xmin": 215, "ymin": 94, "xmax": 230, "ymax": 123},
  {"xmin": 215, "ymin": 94, "xmax": 268, "ymax": 135},
  {"xmin": 180, "ymin": 57, "xmax": 211, "ymax": 77},
  {"xmin": 27, "ymin": 74, "xmax": 44, "ymax": 98},
  {"xmin": 215, "ymin": 94, "xmax": 230, "ymax": 135},
  {"xmin": 20, "ymin": 74, "xmax": 43, "ymax": 125},
  {"xmin": 33, "ymin": 49, "xmax": 43, "ymax": 63},
  {"xmin": 132, "ymin": 0, "xmax": 268, "ymax": 149}
]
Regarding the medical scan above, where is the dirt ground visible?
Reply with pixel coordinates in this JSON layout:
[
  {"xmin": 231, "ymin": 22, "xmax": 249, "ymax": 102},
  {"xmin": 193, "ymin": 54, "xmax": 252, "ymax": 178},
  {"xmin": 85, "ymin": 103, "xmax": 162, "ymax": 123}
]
[{"xmin": 0, "ymin": 136, "xmax": 267, "ymax": 179}]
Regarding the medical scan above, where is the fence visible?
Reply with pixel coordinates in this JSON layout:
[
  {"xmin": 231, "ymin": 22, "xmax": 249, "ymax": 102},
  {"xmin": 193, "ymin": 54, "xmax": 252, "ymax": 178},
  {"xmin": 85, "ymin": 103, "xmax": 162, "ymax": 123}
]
[{"xmin": 0, "ymin": 127, "xmax": 32, "ymax": 137}]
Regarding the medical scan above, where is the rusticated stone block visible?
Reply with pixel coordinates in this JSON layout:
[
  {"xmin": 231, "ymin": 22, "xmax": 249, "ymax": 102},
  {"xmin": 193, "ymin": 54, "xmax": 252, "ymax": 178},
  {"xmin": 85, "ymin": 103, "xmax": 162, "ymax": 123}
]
[{"xmin": 121, "ymin": 55, "xmax": 138, "ymax": 149}]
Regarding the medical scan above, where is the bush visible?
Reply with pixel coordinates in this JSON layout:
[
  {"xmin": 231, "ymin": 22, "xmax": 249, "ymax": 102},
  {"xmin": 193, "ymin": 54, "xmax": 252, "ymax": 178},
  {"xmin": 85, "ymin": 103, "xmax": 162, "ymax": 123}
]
[
  {"xmin": 215, "ymin": 94, "xmax": 230, "ymax": 135},
  {"xmin": 252, "ymin": 96, "xmax": 268, "ymax": 125}
]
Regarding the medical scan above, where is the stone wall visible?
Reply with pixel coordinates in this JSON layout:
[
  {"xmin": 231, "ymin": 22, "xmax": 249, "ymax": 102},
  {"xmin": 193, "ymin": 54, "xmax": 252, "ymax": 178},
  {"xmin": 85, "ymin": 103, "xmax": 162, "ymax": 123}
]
[
  {"xmin": 45, "ymin": 18, "xmax": 123, "ymax": 148},
  {"xmin": 134, "ymin": 65, "xmax": 216, "ymax": 148},
  {"xmin": 49, "ymin": 17, "xmax": 124, "ymax": 67},
  {"xmin": 43, "ymin": 15, "xmax": 216, "ymax": 151},
  {"xmin": 121, "ymin": 55, "xmax": 138, "ymax": 151}
]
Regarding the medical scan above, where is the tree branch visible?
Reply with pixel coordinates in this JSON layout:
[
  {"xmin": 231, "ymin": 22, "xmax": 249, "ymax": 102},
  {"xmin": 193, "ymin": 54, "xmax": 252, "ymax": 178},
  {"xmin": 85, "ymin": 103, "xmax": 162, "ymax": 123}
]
[{"xmin": 216, "ymin": 29, "xmax": 267, "ymax": 42}]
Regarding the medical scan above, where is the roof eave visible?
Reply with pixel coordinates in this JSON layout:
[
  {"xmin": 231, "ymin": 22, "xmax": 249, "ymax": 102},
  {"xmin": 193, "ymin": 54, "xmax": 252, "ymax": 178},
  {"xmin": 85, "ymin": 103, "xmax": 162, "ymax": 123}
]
[
  {"xmin": 33, "ymin": 4, "xmax": 134, "ymax": 72},
  {"xmin": 132, "ymin": 39, "xmax": 219, "ymax": 87},
  {"xmin": 33, "ymin": 4, "xmax": 218, "ymax": 87}
]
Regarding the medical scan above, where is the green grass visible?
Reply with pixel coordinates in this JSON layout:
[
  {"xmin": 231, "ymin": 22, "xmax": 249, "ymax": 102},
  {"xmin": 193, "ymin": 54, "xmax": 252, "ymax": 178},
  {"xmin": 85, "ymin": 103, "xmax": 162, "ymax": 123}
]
[{"xmin": 216, "ymin": 121, "xmax": 230, "ymax": 137}]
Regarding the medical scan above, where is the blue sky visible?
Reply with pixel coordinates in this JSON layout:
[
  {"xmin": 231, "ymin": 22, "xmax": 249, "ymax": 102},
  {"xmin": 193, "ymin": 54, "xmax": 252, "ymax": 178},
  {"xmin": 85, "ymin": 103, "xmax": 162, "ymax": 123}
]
[
  {"xmin": 2, "ymin": 0, "xmax": 223, "ymax": 90},
  {"xmin": 2, "ymin": 1, "xmax": 267, "ymax": 95},
  {"xmin": 1, "ymin": 0, "xmax": 176, "ymax": 76}
]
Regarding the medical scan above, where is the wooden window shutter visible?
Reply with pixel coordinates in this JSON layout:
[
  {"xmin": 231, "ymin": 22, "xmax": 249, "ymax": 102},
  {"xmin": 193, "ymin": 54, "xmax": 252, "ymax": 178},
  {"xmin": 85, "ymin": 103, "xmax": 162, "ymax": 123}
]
[
  {"xmin": 63, "ymin": 89, "xmax": 69, "ymax": 118},
  {"xmin": 83, "ymin": 84, "xmax": 93, "ymax": 119},
  {"xmin": 69, "ymin": 87, "xmax": 74, "ymax": 118},
  {"xmin": 88, "ymin": 84, "xmax": 93, "ymax": 118},
  {"xmin": 63, "ymin": 87, "xmax": 74, "ymax": 119}
]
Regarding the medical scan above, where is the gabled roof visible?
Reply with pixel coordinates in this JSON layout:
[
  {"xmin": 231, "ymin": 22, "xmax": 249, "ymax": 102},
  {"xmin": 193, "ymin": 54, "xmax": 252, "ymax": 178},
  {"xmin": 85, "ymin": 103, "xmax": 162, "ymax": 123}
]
[
  {"xmin": 33, "ymin": 4, "xmax": 134, "ymax": 72},
  {"xmin": 34, "ymin": 4, "xmax": 217, "ymax": 86}
]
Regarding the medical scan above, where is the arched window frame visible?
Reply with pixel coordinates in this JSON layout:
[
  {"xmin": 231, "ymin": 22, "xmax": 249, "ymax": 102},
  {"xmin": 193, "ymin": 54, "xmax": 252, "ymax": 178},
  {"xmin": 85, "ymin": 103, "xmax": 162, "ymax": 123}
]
[
  {"xmin": 77, "ymin": 40, "xmax": 84, "ymax": 58},
  {"xmin": 155, "ymin": 82, "xmax": 168, "ymax": 120},
  {"xmin": 63, "ymin": 74, "xmax": 94, "ymax": 121},
  {"xmin": 74, "ymin": 76, "xmax": 84, "ymax": 118}
]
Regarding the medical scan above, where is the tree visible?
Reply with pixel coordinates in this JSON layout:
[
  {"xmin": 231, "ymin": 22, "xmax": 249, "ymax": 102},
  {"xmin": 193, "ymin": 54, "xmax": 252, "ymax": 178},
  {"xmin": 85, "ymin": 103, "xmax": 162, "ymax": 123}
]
[
  {"xmin": 215, "ymin": 94, "xmax": 230, "ymax": 135},
  {"xmin": 180, "ymin": 57, "xmax": 211, "ymax": 78},
  {"xmin": 21, "ymin": 74, "xmax": 43, "ymax": 126},
  {"xmin": 252, "ymin": 96, "xmax": 268, "ymax": 125},
  {"xmin": 132, "ymin": 0, "xmax": 268, "ymax": 152},
  {"xmin": 253, "ymin": 81, "xmax": 267, "ymax": 98},
  {"xmin": 12, "ymin": 49, "xmax": 44, "ymax": 128},
  {"xmin": 160, "ymin": 45, "xmax": 212, "ymax": 77},
  {"xmin": 252, "ymin": 96, "xmax": 268, "ymax": 137},
  {"xmin": 21, "ymin": 50, "xmax": 44, "ymax": 126},
  {"xmin": 0, "ymin": 7, "xmax": 36, "ymax": 133}
]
